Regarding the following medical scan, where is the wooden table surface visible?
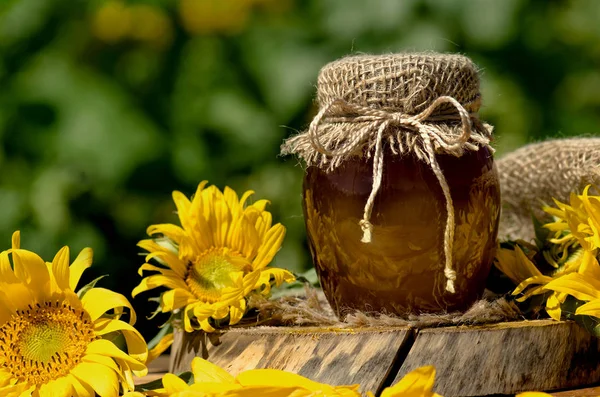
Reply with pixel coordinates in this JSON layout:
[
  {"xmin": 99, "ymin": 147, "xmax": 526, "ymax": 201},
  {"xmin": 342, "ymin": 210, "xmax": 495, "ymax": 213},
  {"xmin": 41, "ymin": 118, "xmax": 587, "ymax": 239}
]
[{"xmin": 135, "ymin": 355, "xmax": 600, "ymax": 396}]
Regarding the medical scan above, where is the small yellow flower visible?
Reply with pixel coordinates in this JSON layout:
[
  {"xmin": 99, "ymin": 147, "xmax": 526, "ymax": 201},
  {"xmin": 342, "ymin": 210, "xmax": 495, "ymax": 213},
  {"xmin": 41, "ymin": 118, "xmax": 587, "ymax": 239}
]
[
  {"xmin": 133, "ymin": 181, "xmax": 295, "ymax": 332},
  {"xmin": 0, "ymin": 231, "xmax": 147, "ymax": 397},
  {"xmin": 544, "ymin": 185, "xmax": 600, "ymax": 253}
]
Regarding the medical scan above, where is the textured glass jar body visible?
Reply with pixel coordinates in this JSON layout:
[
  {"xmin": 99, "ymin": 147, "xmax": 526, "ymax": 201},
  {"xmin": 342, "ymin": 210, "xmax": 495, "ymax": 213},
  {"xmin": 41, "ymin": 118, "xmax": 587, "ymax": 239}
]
[{"xmin": 302, "ymin": 147, "xmax": 501, "ymax": 317}]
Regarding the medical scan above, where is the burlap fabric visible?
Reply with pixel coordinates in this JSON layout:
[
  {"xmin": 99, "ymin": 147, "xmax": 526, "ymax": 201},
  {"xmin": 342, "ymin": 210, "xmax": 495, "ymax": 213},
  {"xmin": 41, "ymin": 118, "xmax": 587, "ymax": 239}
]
[
  {"xmin": 281, "ymin": 52, "xmax": 494, "ymax": 293},
  {"xmin": 498, "ymin": 137, "xmax": 600, "ymax": 241},
  {"xmin": 249, "ymin": 287, "xmax": 522, "ymax": 329}
]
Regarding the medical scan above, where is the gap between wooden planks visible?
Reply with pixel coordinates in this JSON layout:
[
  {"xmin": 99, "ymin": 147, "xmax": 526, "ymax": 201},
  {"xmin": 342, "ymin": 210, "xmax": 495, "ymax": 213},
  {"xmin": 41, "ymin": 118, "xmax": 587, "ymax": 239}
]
[{"xmin": 140, "ymin": 320, "xmax": 600, "ymax": 396}]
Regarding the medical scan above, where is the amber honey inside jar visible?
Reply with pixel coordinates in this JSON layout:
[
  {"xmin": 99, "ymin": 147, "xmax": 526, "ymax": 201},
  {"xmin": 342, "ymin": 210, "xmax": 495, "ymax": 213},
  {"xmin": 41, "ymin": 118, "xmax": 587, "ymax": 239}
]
[{"xmin": 303, "ymin": 147, "xmax": 500, "ymax": 316}]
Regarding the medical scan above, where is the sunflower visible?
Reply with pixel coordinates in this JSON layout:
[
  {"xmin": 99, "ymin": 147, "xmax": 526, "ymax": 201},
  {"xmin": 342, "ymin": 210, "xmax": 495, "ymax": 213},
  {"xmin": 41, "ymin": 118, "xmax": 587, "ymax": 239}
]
[
  {"xmin": 154, "ymin": 358, "xmax": 444, "ymax": 397},
  {"xmin": 0, "ymin": 231, "xmax": 147, "ymax": 397},
  {"xmin": 133, "ymin": 181, "xmax": 295, "ymax": 332}
]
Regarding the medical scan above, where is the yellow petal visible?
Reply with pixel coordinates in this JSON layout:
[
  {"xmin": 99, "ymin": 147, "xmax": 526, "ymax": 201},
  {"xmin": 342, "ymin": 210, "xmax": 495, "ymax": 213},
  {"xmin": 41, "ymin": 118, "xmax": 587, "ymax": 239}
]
[
  {"xmin": 0, "ymin": 251, "xmax": 18, "ymax": 284},
  {"xmin": 65, "ymin": 374, "xmax": 94, "ymax": 397},
  {"xmin": 160, "ymin": 289, "xmax": 197, "ymax": 312},
  {"xmin": 575, "ymin": 299, "xmax": 600, "ymax": 317},
  {"xmin": 252, "ymin": 224, "xmax": 286, "ymax": 270},
  {"xmin": 191, "ymin": 357, "xmax": 235, "ymax": 384},
  {"xmin": 162, "ymin": 373, "xmax": 189, "ymax": 393},
  {"xmin": 229, "ymin": 298, "xmax": 246, "ymax": 326},
  {"xmin": 71, "ymin": 361, "xmax": 119, "ymax": 397},
  {"xmin": 516, "ymin": 393, "xmax": 553, "ymax": 397},
  {"xmin": 381, "ymin": 366, "xmax": 436, "ymax": 397},
  {"xmin": 545, "ymin": 274, "xmax": 600, "ymax": 302},
  {"xmin": 143, "ymin": 251, "xmax": 187, "ymax": 279},
  {"xmin": 51, "ymin": 246, "xmax": 71, "ymax": 292},
  {"xmin": 545, "ymin": 292, "xmax": 567, "ymax": 321},
  {"xmin": 173, "ymin": 190, "xmax": 193, "ymax": 231},
  {"xmin": 38, "ymin": 376, "xmax": 73, "ymax": 397},
  {"xmin": 11, "ymin": 231, "xmax": 20, "ymax": 250},
  {"xmin": 147, "ymin": 223, "xmax": 187, "ymax": 243},
  {"xmin": 86, "ymin": 339, "xmax": 146, "ymax": 372},
  {"xmin": 11, "ymin": 250, "xmax": 51, "ymax": 301},
  {"xmin": 132, "ymin": 275, "xmax": 188, "ymax": 298},
  {"xmin": 147, "ymin": 332, "xmax": 174, "ymax": 364},
  {"xmin": 236, "ymin": 369, "xmax": 336, "ymax": 392},
  {"xmin": 93, "ymin": 318, "xmax": 148, "ymax": 364},
  {"xmin": 70, "ymin": 248, "xmax": 93, "ymax": 291},
  {"xmin": 81, "ymin": 287, "xmax": 137, "ymax": 325}
]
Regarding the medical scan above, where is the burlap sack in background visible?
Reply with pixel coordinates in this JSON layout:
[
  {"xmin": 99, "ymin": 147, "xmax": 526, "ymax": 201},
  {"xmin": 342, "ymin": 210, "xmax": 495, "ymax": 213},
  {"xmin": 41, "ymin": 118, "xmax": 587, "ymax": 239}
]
[{"xmin": 497, "ymin": 137, "xmax": 600, "ymax": 242}]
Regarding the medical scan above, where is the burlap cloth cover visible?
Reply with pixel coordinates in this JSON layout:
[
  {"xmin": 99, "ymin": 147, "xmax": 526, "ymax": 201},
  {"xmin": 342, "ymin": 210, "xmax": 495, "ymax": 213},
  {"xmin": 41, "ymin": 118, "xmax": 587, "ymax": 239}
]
[
  {"xmin": 497, "ymin": 137, "xmax": 600, "ymax": 241},
  {"xmin": 282, "ymin": 52, "xmax": 494, "ymax": 293}
]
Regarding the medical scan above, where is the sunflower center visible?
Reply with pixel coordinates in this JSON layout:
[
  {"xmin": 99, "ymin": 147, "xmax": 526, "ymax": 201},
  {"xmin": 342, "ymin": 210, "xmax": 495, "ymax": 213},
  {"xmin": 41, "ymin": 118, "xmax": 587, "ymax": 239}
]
[
  {"xmin": 0, "ymin": 301, "xmax": 96, "ymax": 385},
  {"xmin": 186, "ymin": 249, "xmax": 250, "ymax": 303}
]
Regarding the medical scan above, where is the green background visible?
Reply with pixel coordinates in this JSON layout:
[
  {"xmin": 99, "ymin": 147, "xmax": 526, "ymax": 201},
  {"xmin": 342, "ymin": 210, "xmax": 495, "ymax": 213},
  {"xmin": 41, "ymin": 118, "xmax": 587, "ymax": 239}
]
[{"xmin": 1, "ymin": 0, "xmax": 599, "ymax": 338}]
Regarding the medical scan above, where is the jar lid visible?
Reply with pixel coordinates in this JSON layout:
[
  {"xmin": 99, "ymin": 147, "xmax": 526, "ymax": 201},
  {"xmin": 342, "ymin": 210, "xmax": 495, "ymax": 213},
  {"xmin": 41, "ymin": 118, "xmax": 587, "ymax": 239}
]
[{"xmin": 316, "ymin": 53, "xmax": 481, "ymax": 115}]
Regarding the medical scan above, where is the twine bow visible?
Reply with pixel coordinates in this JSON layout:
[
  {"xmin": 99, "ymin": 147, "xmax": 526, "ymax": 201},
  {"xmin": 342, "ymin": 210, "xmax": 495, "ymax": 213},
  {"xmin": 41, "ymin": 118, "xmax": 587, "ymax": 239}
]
[{"xmin": 307, "ymin": 96, "xmax": 490, "ymax": 294}]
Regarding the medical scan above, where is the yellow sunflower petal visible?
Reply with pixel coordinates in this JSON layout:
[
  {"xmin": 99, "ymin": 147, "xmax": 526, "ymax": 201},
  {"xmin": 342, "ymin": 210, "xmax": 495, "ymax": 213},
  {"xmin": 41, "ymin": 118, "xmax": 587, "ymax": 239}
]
[
  {"xmin": 173, "ymin": 190, "xmax": 193, "ymax": 231},
  {"xmin": 38, "ymin": 376, "xmax": 73, "ymax": 397},
  {"xmin": 575, "ymin": 299, "xmax": 600, "ymax": 317},
  {"xmin": 148, "ymin": 332, "xmax": 174, "ymax": 364},
  {"xmin": 160, "ymin": 289, "xmax": 197, "ymax": 312},
  {"xmin": 81, "ymin": 287, "xmax": 137, "ymax": 325},
  {"xmin": 545, "ymin": 274, "xmax": 600, "ymax": 302},
  {"xmin": 380, "ymin": 366, "xmax": 436, "ymax": 397},
  {"xmin": 137, "ymin": 262, "xmax": 180, "ymax": 278},
  {"xmin": 93, "ymin": 318, "xmax": 148, "ymax": 364},
  {"xmin": 147, "ymin": 224, "xmax": 187, "ymax": 243},
  {"xmin": 143, "ymin": 251, "xmax": 187, "ymax": 278},
  {"xmin": 545, "ymin": 292, "xmax": 567, "ymax": 321},
  {"xmin": 11, "ymin": 250, "xmax": 51, "ymax": 302},
  {"xmin": 0, "ymin": 251, "xmax": 18, "ymax": 284},
  {"xmin": 132, "ymin": 275, "xmax": 189, "ymax": 298},
  {"xmin": 51, "ymin": 246, "xmax": 71, "ymax": 292},
  {"xmin": 190, "ymin": 357, "xmax": 235, "ymax": 384},
  {"xmin": 86, "ymin": 339, "xmax": 146, "ymax": 372},
  {"xmin": 69, "ymin": 248, "xmax": 93, "ymax": 291},
  {"xmin": 11, "ymin": 231, "xmax": 20, "ymax": 250},
  {"xmin": 236, "ymin": 369, "xmax": 336, "ymax": 392},
  {"xmin": 66, "ymin": 374, "xmax": 95, "ymax": 397},
  {"xmin": 163, "ymin": 373, "xmax": 189, "ymax": 393},
  {"xmin": 71, "ymin": 361, "xmax": 119, "ymax": 397},
  {"xmin": 229, "ymin": 298, "xmax": 246, "ymax": 326},
  {"xmin": 513, "ymin": 275, "xmax": 554, "ymax": 296},
  {"xmin": 252, "ymin": 224, "xmax": 285, "ymax": 270}
]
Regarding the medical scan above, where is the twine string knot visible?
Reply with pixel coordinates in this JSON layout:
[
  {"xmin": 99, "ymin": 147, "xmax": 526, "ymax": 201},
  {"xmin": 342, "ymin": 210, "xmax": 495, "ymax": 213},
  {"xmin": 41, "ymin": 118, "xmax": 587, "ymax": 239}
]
[{"xmin": 307, "ymin": 95, "xmax": 484, "ymax": 294}]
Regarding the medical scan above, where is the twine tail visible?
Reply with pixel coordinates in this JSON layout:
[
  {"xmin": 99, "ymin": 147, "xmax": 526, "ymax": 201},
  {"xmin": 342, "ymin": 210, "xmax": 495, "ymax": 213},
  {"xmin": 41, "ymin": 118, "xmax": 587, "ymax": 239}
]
[
  {"xmin": 422, "ymin": 134, "xmax": 457, "ymax": 293},
  {"xmin": 360, "ymin": 121, "xmax": 388, "ymax": 243}
]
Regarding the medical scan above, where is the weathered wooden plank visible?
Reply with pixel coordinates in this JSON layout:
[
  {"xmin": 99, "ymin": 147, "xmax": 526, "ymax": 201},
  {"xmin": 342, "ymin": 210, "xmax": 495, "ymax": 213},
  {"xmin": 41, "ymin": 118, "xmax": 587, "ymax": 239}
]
[
  {"xmin": 170, "ymin": 327, "xmax": 413, "ymax": 394},
  {"xmin": 395, "ymin": 320, "xmax": 600, "ymax": 397}
]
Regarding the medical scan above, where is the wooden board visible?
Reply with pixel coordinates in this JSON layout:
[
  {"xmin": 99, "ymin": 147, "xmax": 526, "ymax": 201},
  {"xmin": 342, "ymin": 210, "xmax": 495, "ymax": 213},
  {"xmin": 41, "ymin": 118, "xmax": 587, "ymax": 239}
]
[
  {"xmin": 169, "ymin": 320, "xmax": 600, "ymax": 396},
  {"xmin": 395, "ymin": 320, "xmax": 600, "ymax": 397},
  {"xmin": 170, "ymin": 326, "xmax": 414, "ymax": 394}
]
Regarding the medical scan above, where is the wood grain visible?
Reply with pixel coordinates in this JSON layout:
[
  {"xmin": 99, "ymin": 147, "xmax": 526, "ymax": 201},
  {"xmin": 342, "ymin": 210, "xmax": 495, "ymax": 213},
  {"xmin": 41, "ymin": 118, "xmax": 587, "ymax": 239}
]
[
  {"xmin": 395, "ymin": 320, "xmax": 600, "ymax": 397},
  {"xmin": 170, "ymin": 326, "xmax": 413, "ymax": 394}
]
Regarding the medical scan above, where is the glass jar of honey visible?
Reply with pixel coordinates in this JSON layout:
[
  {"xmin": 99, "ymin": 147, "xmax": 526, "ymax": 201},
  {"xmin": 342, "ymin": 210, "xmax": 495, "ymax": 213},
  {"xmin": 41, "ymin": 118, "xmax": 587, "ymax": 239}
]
[{"xmin": 282, "ymin": 53, "xmax": 501, "ymax": 317}]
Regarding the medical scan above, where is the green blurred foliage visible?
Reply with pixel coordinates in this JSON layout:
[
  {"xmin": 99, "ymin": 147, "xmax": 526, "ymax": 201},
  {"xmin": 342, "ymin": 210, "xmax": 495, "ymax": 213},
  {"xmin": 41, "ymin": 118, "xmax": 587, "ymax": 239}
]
[{"xmin": 1, "ymin": 0, "xmax": 600, "ymax": 337}]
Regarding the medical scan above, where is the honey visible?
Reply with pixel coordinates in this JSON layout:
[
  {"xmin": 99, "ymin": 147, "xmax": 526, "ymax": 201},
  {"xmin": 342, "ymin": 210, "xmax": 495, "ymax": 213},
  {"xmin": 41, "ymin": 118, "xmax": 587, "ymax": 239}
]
[{"xmin": 303, "ymin": 147, "xmax": 500, "ymax": 316}]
